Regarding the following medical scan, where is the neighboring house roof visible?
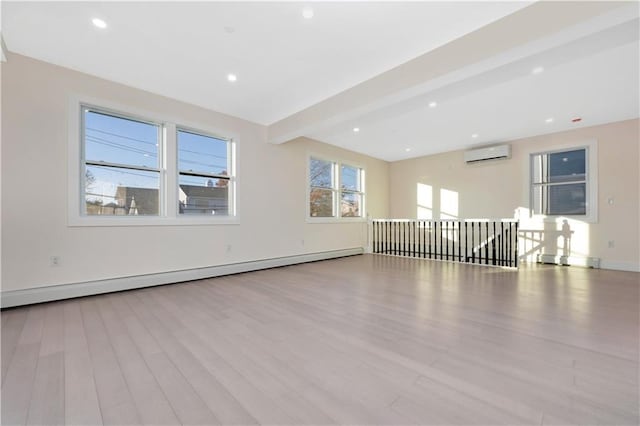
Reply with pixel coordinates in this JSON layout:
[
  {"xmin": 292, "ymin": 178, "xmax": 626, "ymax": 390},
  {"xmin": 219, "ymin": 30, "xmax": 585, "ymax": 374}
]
[
  {"xmin": 179, "ymin": 185, "xmax": 227, "ymax": 198},
  {"xmin": 115, "ymin": 186, "xmax": 159, "ymax": 215}
]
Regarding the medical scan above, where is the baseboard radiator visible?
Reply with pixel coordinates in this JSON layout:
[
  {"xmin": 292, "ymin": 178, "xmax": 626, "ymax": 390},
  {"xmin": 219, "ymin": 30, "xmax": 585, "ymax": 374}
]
[
  {"xmin": 1, "ymin": 248, "xmax": 363, "ymax": 309},
  {"xmin": 537, "ymin": 254, "xmax": 601, "ymax": 268}
]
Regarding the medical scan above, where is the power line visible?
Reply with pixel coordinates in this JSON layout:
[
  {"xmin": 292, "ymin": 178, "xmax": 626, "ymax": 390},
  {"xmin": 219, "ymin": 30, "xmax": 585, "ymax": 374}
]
[
  {"xmin": 178, "ymin": 147, "xmax": 227, "ymax": 160},
  {"xmin": 87, "ymin": 135, "xmax": 157, "ymax": 157},
  {"xmin": 86, "ymin": 127, "xmax": 157, "ymax": 145},
  {"xmin": 87, "ymin": 127, "xmax": 228, "ymax": 162}
]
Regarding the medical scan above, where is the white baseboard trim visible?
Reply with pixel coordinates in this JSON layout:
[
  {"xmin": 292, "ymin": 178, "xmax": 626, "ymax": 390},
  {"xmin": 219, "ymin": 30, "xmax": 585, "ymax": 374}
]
[
  {"xmin": 1, "ymin": 248, "xmax": 364, "ymax": 308},
  {"xmin": 599, "ymin": 260, "xmax": 640, "ymax": 273}
]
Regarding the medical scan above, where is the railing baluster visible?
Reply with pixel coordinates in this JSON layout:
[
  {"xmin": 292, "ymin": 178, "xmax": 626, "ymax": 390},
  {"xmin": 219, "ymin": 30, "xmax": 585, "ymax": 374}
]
[
  {"xmin": 413, "ymin": 221, "xmax": 416, "ymax": 258},
  {"xmin": 437, "ymin": 221, "xmax": 441, "ymax": 260},
  {"xmin": 395, "ymin": 221, "xmax": 399, "ymax": 256},
  {"xmin": 473, "ymin": 222, "xmax": 476, "ymax": 264},
  {"xmin": 445, "ymin": 221, "xmax": 449, "ymax": 261},
  {"xmin": 514, "ymin": 222, "xmax": 518, "ymax": 268},
  {"xmin": 492, "ymin": 221, "xmax": 496, "ymax": 265},
  {"xmin": 507, "ymin": 222, "xmax": 511, "ymax": 267},
  {"xmin": 500, "ymin": 222, "xmax": 504, "ymax": 266},
  {"xmin": 371, "ymin": 219, "xmax": 517, "ymax": 268},
  {"xmin": 464, "ymin": 221, "xmax": 467, "ymax": 263},
  {"xmin": 484, "ymin": 222, "xmax": 488, "ymax": 265}
]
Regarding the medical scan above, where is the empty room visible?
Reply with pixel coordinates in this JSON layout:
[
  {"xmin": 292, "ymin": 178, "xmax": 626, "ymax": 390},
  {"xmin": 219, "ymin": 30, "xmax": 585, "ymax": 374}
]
[{"xmin": 1, "ymin": 1, "xmax": 639, "ymax": 425}]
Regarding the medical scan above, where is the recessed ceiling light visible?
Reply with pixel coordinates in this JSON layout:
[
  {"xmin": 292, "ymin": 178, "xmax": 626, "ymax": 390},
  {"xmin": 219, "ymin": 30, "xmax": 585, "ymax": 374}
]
[
  {"xmin": 302, "ymin": 8, "xmax": 314, "ymax": 19},
  {"xmin": 545, "ymin": 118, "xmax": 554, "ymax": 123},
  {"xmin": 428, "ymin": 101, "xmax": 437, "ymax": 108},
  {"xmin": 224, "ymin": 26, "xmax": 235, "ymax": 34},
  {"xmin": 532, "ymin": 66, "xmax": 544, "ymax": 75},
  {"xmin": 227, "ymin": 73, "xmax": 237, "ymax": 82},
  {"xmin": 92, "ymin": 18, "xmax": 107, "ymax": 29},
  {"xmin": 471, "ymin": 133, "xmax": 479, "ymax": 138},
  {"xmin": 405, "ymin": 148, "xmax": 411, "ymax": 152},
  {"xmin": 353, "ymin": 127, "xmax": 360, "ymax": 133}
]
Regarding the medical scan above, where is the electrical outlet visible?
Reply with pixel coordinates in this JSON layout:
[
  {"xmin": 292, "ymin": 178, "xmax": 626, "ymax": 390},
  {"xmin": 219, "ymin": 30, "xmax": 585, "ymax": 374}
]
[
  {"xmin": 50, "ymin": 256, "xmax": 60, "ymax": 266},
  {"xmin": 608, "ymin": 240, "xmax": 615, "ymax": 249}
]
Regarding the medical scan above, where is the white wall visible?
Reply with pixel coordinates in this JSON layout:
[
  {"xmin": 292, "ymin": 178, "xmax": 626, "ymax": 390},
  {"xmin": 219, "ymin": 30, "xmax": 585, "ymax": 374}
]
[
  {"xmin": 1, "ymin": 53, "xmax": 389, "ymax": 292},
  {"xmin": 389, "ymin": 119, "xmax": 640, "ymax": 271}
]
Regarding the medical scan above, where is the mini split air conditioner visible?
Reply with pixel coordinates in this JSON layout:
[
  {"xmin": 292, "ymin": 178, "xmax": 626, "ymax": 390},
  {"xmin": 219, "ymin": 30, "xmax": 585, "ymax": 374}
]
[{"xmin": 464, "ymin": 144, "xmax": 511, "ymax": 163}]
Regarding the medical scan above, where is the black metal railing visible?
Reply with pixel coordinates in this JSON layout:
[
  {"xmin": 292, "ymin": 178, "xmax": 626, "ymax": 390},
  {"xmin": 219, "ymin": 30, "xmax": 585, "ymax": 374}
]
[{"xmin": 371, "ymin": 219, "xmax": 519, "ymax": 268}]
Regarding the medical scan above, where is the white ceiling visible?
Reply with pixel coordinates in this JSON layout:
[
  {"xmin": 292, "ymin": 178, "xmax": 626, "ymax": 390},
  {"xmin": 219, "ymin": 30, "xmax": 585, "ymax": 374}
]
[
  {"xmin": 2, "ymin": 2, "xmax": 639, "ymax": 162},
  {"xmin": 1, "ymin": 1, "xmax": 529, "ymax": 125}
]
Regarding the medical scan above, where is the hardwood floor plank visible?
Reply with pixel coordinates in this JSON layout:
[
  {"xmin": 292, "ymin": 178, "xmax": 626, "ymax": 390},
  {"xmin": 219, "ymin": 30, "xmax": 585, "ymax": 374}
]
[
  {"xmin": 80, "ymin": 299, "xmax": 141, "ymax": 426},
  {"xmin": 1, "ymin": 306, "xmax": 45, "ymax": 425},
  {"xmin": 1, "ymin": 255, "xmax": 637, "ymax": 425},
  {"xmin": 141, "ymin": 291, "xmax": 299, "ymax": 425},
  {"xmin": 94, "ymin": 297, "xmax": 180, "ymax": 425},
  {"xmin": 26, "ymin": 352, "xmax": 65, "ymax": 426},
  {"xmin": 63, "ymin": 301, "xmax": 103, "ymax": 426},
  {"xmin": 1, "ymin": 308, "xmax": 28, "ymax": 384},
  {"xmin": 26, "ymin": 304, "xmax": 66, "ymax": 426},
  {"xmin": 1, "ymin": 342, "xmax": 41, "ymax": 425},
  {"xmin": 121, "ymin": 292, "xmax": 259, "ymax": 425},
  {"xmin": 144, "ymin": 352, "xmax": 220, "ymax": 425}
]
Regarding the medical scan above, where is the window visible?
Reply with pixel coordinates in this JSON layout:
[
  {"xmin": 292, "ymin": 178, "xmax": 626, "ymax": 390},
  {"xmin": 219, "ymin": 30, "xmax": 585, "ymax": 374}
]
[
  {"xmin": 340, "ymin": 164, "xmax": 364, "ymax": 217},
  {"xmin": 531, "ymin": 148, "xmax": 588, "ymax": 216},
  {"xmin": 83, "ymin": 108, "xmax": 161, "ymax": 216},
  {"xmin": 309, "ymin": 158, "xmax": 335, "ymax": 217},
  {"xmin": 309, "ymin": 157, "xmax": 364, "ymax": 219},
  {"xmin": 178, "ymin": 129, "xmax": 231, "ymax": 216},
  {"xmin": 77, "ymin": 103, "xmax": 235, "ymax": 224}
]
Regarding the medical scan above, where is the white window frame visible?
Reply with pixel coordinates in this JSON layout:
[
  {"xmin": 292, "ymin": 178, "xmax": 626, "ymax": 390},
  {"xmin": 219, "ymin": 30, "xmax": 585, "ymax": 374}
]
[
  {"xmin": 81, "ymin": 105, "xmax": 164, "ymax": 217},
  {"xmin": 306, "ymin": 154, "xmax": 366, "ymax": 223},
  {"xmin": 527, "ymin": 140, "xmax": 598, "ymax": 223},
  {"xmin": 68, "ymin": 96, "xmax": 238, "ymax": 226}
]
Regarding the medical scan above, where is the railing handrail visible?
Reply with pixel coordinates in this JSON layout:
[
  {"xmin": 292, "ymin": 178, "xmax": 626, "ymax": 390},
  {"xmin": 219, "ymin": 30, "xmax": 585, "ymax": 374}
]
[{"xmin": 371, "ymin": 218, "xmax": 518, "ymax": 223}]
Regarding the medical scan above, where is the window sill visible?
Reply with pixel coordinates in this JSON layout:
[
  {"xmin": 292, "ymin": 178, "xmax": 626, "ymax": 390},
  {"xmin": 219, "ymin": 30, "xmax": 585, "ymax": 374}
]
[
  {"xmin": 529, "ymin": 213, "xmax": 597, "ymax": 224},
  {"xmin": 68, "ymin": 216, "xmax": 241, "ymax": 227}
]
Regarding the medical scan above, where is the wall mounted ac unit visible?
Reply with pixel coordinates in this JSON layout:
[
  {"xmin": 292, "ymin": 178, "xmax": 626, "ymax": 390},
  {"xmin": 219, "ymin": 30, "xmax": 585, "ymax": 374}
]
[{"xmin": 464, "ymin": 144, "xmax": 511, "ymax": 163}]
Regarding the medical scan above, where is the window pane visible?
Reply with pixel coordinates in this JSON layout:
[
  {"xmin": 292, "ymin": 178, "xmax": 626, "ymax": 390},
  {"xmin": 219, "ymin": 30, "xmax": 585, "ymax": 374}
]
[
  {"xmin": 85, "ymin": 165, "xmax": 159, "ymax": 215},
  {"xmin": 341, "ymin": 192, "xmax": 362, "ymax": 217},
  {"xmin": 178, "ymin": 175, "xmax": 229, "ymax": 215},
  {"xmin": 310, "ymin": 188, "xmax": 334, "ymax": 217},
  {"xmin": 549, "ymin": 149, "xmax": 586, "ymax": 183},
  {"xmin": 84, "ymin": 110, "xmax": 158, "ymax": 169},
  {"xmin": 548, "ymin": 183, "xmax": 586, "ymax": 215},
  {"xmin": 178, "ymin": 130, "xmax": 228, "ymax": 176},
  {"xmin": 310, "ymin": 158, "xmax": 333, "ymax": 188},
  {"xmin": 341, "ymin": 165, "xmax": 360, "ymax": 191}
]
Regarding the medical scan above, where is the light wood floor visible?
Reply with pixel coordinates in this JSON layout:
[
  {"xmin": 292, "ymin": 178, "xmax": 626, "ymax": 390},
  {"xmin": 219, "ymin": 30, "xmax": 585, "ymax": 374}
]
[{"xmin": 2, "ymin": 254, "xmax": 639, "ymax": 425}]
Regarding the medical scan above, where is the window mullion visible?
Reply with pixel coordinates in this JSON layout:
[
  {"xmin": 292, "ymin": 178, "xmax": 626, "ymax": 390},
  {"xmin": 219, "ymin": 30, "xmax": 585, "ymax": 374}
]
[
  {"xmin": 165, "ymin": 122, "xmax": 177, "ymax": 218},
  {"xmin": 335, "ymin": 162, "xmax": 340, "ymax": 217}
]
